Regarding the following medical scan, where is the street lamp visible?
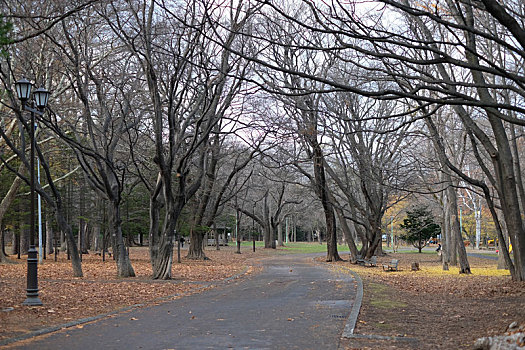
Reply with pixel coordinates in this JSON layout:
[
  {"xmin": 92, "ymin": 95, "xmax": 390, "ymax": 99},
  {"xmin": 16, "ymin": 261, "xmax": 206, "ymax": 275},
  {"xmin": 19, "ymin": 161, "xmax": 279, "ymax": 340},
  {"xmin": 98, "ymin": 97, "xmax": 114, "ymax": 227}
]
[{"xmin": 15, "ymin": 78, "xmax": 50, "ymax": 306}]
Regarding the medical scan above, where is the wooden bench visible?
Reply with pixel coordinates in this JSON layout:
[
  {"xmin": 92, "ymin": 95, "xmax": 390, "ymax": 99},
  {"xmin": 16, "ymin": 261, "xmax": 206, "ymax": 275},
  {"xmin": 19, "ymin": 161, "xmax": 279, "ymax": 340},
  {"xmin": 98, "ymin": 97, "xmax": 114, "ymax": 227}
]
[
  {"xmin": 363, "ymin": 256, "xmax": 377, "ymax": 267},
  {"xmin": 382, "ymin": 259, "xmax": 399, "ymax": 271}
]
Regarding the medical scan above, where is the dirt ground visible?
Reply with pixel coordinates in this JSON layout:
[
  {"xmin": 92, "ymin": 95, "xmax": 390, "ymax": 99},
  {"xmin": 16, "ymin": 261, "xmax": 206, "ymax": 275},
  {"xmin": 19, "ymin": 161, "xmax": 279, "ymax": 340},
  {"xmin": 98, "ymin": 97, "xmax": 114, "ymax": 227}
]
[
  {"xmin": 336, "ymin": 252, "xmax": 525, "ymax": 350},
  {"xmin": 0, "ymin": 245, "xmax": 269, "ymax": 343}
]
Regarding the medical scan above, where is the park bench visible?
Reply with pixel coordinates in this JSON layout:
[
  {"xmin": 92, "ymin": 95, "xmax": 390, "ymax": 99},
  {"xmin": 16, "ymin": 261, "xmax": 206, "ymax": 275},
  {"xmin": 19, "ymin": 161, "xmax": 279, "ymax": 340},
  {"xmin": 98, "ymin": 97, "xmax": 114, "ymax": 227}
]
[
  {"xmin": 355, "ymin": 255, "xmax": 365, "ymax": 265},
  {"xmin": 363, "ymin": 256, "xmax": 377, "ymax": 267},
  {"xmin": 355, "ymin": 255, "xmax": 377, "ymax": 267},
  {"xmin": 382, "ymin": 259, "xmax": 399, "ymax": 271}
]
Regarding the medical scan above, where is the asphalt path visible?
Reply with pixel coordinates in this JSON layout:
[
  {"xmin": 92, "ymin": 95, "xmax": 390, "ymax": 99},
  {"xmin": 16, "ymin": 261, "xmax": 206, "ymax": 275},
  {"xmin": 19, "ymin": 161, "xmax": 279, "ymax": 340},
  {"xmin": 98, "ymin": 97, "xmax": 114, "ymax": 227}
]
[
  {"xmin": 467, "ymin": 252, "xmax": 498, "ymax": 260},
  {"xmin": 9, "ymin": 254, "xmax": 358, "ymax": 350}
]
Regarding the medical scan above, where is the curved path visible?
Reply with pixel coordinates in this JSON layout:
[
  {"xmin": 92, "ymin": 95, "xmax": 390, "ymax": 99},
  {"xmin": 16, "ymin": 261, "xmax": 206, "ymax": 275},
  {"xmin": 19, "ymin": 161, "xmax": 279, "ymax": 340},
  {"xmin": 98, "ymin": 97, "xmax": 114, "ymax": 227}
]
[{"xmin": 9, "ymin": 254, "xmax": 358, "ymax": 350}]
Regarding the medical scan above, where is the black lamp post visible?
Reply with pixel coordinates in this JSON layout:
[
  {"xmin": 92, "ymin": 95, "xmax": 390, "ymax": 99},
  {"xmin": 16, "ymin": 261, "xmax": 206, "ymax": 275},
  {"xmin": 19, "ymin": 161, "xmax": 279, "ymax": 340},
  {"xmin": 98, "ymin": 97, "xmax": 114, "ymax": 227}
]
[{"xmin": 15, "ymin": 78, "xmax": 50, "ymax": 306}]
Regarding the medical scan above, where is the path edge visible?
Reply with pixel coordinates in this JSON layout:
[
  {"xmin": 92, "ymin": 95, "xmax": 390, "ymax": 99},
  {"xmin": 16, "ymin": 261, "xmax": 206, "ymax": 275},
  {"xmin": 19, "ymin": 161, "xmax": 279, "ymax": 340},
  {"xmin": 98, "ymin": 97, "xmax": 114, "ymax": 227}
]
[
  {"xmin": 339, "ymin": 266, "xmax": 364, "ymax": 337},
  {"xmin": 318, "ymin": 261, "xmax": 363, "ymax": 338}
]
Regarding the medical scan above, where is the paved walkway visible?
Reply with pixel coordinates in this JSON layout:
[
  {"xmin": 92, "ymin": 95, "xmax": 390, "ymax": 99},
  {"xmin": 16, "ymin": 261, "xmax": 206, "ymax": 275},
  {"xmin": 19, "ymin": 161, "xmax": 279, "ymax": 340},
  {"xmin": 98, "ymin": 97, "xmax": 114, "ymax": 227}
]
[
  {"xmin": 9, "ymin": 254, "xmax": 358, "ymax": 350},
  {"xmin": 467, "ymin": 252, "xmax": 498, "ymax": 260}
]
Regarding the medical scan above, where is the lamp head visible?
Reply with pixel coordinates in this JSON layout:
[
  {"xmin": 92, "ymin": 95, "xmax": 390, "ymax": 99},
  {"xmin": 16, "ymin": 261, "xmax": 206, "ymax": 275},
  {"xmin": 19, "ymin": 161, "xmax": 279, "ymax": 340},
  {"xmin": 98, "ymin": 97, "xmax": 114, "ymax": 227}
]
[
  {"xmin": 15, "ymin": 78, "xmax": 32, "ymax": 101},
  {"xmin": 33, "ymin": 86, "xmax": 50, "ymax": 109}
]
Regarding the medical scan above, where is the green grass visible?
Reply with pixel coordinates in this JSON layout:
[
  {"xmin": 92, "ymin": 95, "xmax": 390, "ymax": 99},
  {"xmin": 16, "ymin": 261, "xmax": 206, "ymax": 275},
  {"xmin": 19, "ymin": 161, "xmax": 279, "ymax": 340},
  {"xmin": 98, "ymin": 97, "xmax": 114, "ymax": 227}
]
[
  {"xmin": 240, "ymin": 241, "xmax": 352, "ymax": 254},
  {"xmin": 240, "ymin": 241, "xmax": 266, "ymax": 248},
  {"xmin": 279, "ymin": 242, "xmax": 351, "ymax": 254}
]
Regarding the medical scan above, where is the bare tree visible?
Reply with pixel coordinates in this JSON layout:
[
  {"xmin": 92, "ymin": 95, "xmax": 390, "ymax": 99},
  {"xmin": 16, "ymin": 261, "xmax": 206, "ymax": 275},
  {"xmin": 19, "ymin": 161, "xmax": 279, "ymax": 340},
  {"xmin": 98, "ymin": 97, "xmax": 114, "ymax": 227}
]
[{"xmin": 101, "ymin": 0, "xmax": 257, "ymax": 278}]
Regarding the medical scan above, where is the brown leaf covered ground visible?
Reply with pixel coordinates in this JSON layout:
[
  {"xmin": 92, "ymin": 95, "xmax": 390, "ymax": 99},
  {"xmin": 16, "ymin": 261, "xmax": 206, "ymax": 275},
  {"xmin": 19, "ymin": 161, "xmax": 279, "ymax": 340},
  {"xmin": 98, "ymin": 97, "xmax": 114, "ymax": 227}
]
[
  {"xmin": 1, "ymin": 245, "xmax": 524, "ymax": 349},
  {"xmin": 0, "ymin": 246, "xmax": 269, "ymax": 342},
  {"xmin": 335, "ymin": 251, "xmax": 525, "ymax": 350}
]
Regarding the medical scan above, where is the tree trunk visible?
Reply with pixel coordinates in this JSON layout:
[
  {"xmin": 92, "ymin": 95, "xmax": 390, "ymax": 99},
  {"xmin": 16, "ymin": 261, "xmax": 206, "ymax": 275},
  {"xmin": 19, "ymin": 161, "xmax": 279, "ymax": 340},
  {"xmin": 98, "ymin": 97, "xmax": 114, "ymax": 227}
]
[
  {"xmin": 292, "ymin": 216, "xmax": 297, "ymax": 243},
  {"xmin": 366, "ymin": 217, "xmax": 384, "ymax": 258},
  {"xmin": 214, "ymin": 223, "xmax": 220, "ymax": 250},
  {"xmin": 270, "ymin": 221, "xmax": 277, "ymax": 249},
  {"xmin": 262, "ymin": 194, "xmax": 272, "ymax": 249},
  {"xmin": 449, "ymin": 202, "xmax": 458, "ymax": 266},
  {"xmin": 0, "ymin": 225, "xmax": 12, "ymax": 263},
  {"xmin": 149, "ymin": 178, "xmax": 185, "ymax": 279},
  {"xmin": 78, "ymin": 179, "xmax": 89, "ymax": 254},
  {"xmin": 486, "ymin": 204, "xmax": 514, "ymax": 275},
  {"xmin": 187, "ymin": 228, "xmax": 207, "ymax": 259},
  {"xmin": 367, "ymin": 234, "xmax": 382, "ymax": 259},
  {"xmin": 188, "ymin": 133, "xmax": 221, "ymax": 260},
  {"xmin": 475, "ymin": 206, "xmax": 481, "ymax": 250},
  {"xmin": 497, "ymin": 232, "xmax": 508, "ymax": 270},
  {"xmin": 451, "ymin": 195, "xmax": 471, "ymax": 274},
  {"xmin": 151, "ymin": 236, "xmax": 174, "ymax": 280},
  {"xmin": 92, "ymin": 224, "xmax": 101, "ymax": 251},
  {"xmin": 459, "ymin": 6, "xmax": 525, "ymax": 279},
  {"xmin": 53, "ymin": 206, "xmax": 83, "ymax": 277},
  {"xmin": 109, "ymin": 200, "xmax": 135, "ymax": 277},
  {"xmin": 11, "ymin": 230, "xmax": 19, "ymax": 256},
  {"xmin": 444, "ymin": 168, "xmax": 470, "ymax": 273},
  {"xmin": 20, "ymin": 225, "xmax": 29, "ymax": 255},
  {"xmin": 236, "ymin": 210, "xmax": 241, "ymax": 254},
  {"xmin": 425, "ymin": 118, "xmax": 470, "ymax": 273},
  {"xmin": 442, "ymin": 194, "xmax": 451, "ymax": 270},
  {"xmin": 335, "ymin": 207, "xmax": 359, "ymax": 262},
  {"xmin": 277, "ymin": 222, "xmax": 283, "ymax": 247},
  {"xmin": 150, "ymin": 196, "xmax": 178, "ymax": 279},
  {"xmin": 83, "ymin": 222, "xmax": 91, "ymax": 253},
  {"xmin": 263, "ymin": 224, "xmax": 271, "ymax": 248},
  {"xmin": 187, "ymin": 227, "xmax": 207, "ymax": 259},
  {"xmin": 0, "ymin": 167, "xmax": 24, "ymax": 261},
  {"xmin": 45, "ymin": 216, "xmax": 54, "ymax": 255},
  {"xmin": 324, "ymin": 204, "xmax": 339, "ymax": 261},
  {"xmin": 311, "ymin": 142, "xmax": 341, "ymax": 262}
]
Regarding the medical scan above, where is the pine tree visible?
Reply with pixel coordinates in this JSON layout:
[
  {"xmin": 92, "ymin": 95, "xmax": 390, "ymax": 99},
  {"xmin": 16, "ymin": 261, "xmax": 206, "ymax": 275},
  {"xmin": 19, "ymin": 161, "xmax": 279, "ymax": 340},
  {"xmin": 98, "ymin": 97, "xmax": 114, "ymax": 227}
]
[{"xmin": 400, "ymin": 207, "xmax": 441, "ymax": 253}]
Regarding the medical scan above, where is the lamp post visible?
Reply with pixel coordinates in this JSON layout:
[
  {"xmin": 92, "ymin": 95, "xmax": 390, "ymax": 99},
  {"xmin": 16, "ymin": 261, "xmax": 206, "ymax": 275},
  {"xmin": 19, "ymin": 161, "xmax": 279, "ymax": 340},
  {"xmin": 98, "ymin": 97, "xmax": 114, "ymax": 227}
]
[{"xmin": 15, "ymin": 78, "xmax": 50, "ymax": 306}]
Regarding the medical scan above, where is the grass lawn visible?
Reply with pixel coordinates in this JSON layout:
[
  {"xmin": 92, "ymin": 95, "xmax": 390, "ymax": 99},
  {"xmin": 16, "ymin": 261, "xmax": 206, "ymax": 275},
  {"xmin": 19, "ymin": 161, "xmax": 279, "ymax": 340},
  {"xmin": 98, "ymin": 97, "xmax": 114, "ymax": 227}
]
[
  {"xmin": 279, "ymin": 242, "xmax": 350, "ymax": 253},
  {"xmin": 241, "ymin": 241, "xmax": 352, "ymax": 253},
  {"xmin": 240, "ymin": 240, "xmax": 266, "ymax": 248}
]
